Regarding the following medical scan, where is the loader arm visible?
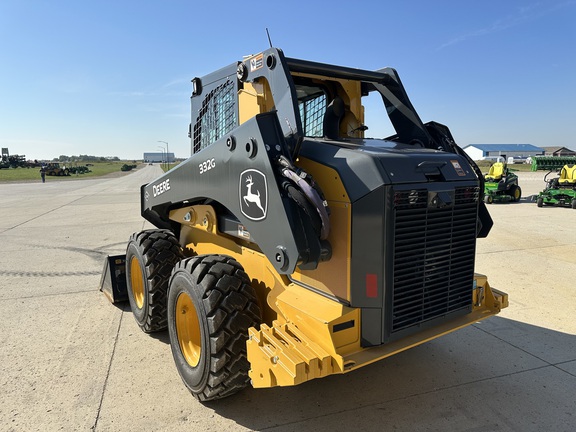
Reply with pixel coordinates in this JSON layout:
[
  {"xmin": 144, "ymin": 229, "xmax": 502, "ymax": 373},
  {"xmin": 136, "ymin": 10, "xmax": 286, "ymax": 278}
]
[{"xmin": 141, "ymin": 112, "xmax": 322, "ymax": 274}]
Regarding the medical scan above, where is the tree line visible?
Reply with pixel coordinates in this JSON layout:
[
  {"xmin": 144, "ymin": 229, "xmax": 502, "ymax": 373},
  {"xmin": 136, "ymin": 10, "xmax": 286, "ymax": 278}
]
[{"xmin": 54, "ymin": 155, "xmax": 121, "ymax": 162}]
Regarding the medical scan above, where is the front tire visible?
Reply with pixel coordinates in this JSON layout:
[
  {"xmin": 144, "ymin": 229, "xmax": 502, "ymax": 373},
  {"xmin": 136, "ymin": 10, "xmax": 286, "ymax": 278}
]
[
  {"xmin": 537, "ymin": 197, "xmax": 544, "ymax": 207},
  {"xmin": 167, "ymin": 255, "xmax": 261, "ymax": 402},
  {"xmin": 125, "ymin": 229, "xmax": 183, "ymax": 333}
]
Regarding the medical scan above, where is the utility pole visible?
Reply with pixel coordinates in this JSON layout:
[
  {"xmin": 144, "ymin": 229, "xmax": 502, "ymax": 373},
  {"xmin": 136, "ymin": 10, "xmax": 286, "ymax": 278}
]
[{"xmin": 158, "ymin": 141, "xmax": 169, "ymax": 170}]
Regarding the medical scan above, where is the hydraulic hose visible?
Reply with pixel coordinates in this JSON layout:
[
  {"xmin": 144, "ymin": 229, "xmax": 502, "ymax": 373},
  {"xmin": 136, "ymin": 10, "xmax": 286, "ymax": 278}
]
[{"xmin": 277, "ymin": 156, "xmax": 331, "ymax": 240}]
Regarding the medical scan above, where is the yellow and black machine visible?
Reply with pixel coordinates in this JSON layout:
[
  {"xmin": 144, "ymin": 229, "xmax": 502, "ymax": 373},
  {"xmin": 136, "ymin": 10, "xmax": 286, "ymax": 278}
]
[{"xmin": 112, "ymin": 48, "xmax": 508, "ymax": 401}]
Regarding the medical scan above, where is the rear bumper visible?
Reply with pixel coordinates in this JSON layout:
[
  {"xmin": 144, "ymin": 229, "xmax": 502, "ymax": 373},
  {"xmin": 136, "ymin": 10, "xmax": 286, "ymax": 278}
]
[{"xmin": 247, "ymin": 273, "xmax": 507, "ymax": 388}]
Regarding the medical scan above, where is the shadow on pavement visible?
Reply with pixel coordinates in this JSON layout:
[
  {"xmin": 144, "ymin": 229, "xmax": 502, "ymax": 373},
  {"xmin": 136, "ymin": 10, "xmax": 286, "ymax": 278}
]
[{"xmin": 205, "ymin": 316, "xmax": 576, "ymax": 431}]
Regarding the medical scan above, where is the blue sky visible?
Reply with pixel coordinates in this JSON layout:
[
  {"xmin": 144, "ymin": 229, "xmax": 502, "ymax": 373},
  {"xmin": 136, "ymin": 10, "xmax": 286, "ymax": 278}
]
[{"xmin": 1, "ymin": 0, "xmax": 575, "ymax": 160}]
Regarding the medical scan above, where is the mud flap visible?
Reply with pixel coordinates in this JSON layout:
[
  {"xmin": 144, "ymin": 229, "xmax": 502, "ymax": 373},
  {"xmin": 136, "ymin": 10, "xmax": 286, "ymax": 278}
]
[{"xmin": 99, "ymin": 255, "xmax": 128, "ymax": 303}]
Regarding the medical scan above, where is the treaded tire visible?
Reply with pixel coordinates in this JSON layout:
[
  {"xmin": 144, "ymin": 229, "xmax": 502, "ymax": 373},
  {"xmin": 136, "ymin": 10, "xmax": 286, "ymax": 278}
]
[
  {"xmin": 510, "ymin": 185, "xmax": 522, "ymax": 202},
  {"xmin": 125, "ymin": 229, "xmax": 183, "ymax": 333},
  {"xmin": 537, "ymin": 197, "xmax": 544, "ymax": 207},
  {"xmin": 167, "ymin": 255, "xmax": 262, "ymax": 402}
]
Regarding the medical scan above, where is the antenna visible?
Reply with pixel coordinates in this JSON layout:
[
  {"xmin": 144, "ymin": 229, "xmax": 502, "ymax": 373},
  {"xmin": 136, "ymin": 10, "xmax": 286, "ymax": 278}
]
[{"xmin": 266, "ymin": 28, "xmax": 273, "ymax": 48}]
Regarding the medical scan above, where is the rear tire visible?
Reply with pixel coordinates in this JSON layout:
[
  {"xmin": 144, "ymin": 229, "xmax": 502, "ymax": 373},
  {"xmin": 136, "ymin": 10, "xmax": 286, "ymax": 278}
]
[
  {"xmin": 510, "ymin": 185, "xmax": 522, "ymax": 202},
  {"xmin": 167, "ymin": 255, "xmax": 261, "ymax": 402},
  {"xmin": 125, "ymin": 229, "xmax": 183, "ymax": 333}
]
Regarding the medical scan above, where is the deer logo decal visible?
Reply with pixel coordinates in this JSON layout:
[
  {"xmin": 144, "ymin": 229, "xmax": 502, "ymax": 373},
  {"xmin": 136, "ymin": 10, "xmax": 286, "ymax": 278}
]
[{"xmin": 239, "ymin": 169, "xmax": 268, "ymax": 220}]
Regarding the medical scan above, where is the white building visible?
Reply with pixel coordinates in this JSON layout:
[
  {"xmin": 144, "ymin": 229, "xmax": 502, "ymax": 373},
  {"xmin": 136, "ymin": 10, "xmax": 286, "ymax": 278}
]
[
  {"xmin": 143, "ymin": 152, "xmax": 175, "ymax": 163},
  {"xmin": 462, "ymin": 144, "xmax": 544, "ymax": 161}
]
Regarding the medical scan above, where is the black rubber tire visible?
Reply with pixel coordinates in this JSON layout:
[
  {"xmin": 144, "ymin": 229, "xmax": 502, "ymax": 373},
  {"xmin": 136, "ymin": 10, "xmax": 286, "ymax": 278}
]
[
  {"xmin": 509, "ymin": 185, "xmax": 522, "ymax": 202},
  {"xmin": 125, "ymin": 229, "xmax": 184, "ymax": 333},
  {"xmin": 167, "ymin": 255, "xmax": 261, "ymax": 402},
  {"xmin": 537, "ymin": 197, "xmax": 543, "ymax": 207},
  {"xmin": 572, "ymin": 199, "xmax": 576, "ymax": 210},
  {"xmin": 484, "ymin": 195, "xmax": 493, "ymax": 204}
]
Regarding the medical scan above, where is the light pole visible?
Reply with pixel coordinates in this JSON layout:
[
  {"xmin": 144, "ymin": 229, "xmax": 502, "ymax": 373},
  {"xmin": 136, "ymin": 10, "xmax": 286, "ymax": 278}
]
[
  {"xmin": 158, "ymin": 140, "xmax": 169, "ymax": 170},
  {"xmin": 157, "ymin": 145, "xmax": 166, "ymax": 170}
]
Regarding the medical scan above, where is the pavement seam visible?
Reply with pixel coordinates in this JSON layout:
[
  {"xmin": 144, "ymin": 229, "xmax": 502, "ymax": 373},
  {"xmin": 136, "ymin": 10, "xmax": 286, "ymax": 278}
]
[
  {"xmin": 0, "ymin": 179, "xmax": 127, "ymax": 235},
  {"xmin": 478, "ymin": 242, "xmax": 575, "ymax": 254},
  {"xmin": 552, "ymin": 360, "xmax": 576, "ymax": 378},
  {"xmin": 1, "ymin": 270, "xmax": 101, "ymax": 277},
  {"xmin": 473, "ymin": 323, "xmax": 576, "ymax": 378},
  {"xmin": 0, "ymin": 194, "xmax": 92, "ymax": 235},
  {"xmin": 471, "ymin": 323, "xmax": 571, "ymax": 367},
  {"xmin": 259, "ymin": 311, "xmax": 576, "ymax": 430},
  {"xmin": 0, "ymin": 289, "xmax": 100, "ymax": 302},
  {"xmin": 258, "ymin": 364, "xmax": 558, "ymax": 431},
  {"xmin": 92, "ymin": 308, "xmax": 124, "ymax": 431}
]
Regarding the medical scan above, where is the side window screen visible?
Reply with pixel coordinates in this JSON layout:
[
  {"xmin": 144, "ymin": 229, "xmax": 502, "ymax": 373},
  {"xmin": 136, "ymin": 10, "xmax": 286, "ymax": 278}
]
[
  {"xmin": 193, "ymin": 80, "xmax": 236, "ymax": 153},
  {"xmin": 298, "ymin": 92, "xmax": 326, "ymax": 137}
]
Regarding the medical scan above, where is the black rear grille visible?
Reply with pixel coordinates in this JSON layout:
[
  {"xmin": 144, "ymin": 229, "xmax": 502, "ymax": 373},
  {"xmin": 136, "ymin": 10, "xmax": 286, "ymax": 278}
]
[{"xmin": 391, "ymin": 186, "xmax": 479, "ymax": 334}]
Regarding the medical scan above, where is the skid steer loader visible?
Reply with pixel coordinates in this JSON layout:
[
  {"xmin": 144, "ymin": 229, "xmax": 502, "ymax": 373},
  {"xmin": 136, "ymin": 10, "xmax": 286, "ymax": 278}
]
[{"xmin": 115, "ymin": 47, "xmax": 508, "ymax": 401}]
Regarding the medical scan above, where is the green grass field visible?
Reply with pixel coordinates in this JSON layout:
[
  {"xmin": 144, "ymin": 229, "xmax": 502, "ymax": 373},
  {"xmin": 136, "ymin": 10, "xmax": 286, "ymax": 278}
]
[{"xmin": 0, "ymin": 162, "xmax": 140, "ymax": 183}]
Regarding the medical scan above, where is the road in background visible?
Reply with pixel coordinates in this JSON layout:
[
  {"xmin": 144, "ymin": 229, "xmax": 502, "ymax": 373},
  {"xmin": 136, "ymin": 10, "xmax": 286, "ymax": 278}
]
[{"xmin": 1, "ymin": 167, "xmax": 575, "ymax": 431}]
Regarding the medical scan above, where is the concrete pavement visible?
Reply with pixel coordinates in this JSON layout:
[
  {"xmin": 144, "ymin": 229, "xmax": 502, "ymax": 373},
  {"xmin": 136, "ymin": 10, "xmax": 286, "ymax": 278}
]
[{"xmin": 0, "ymin": 166, "xmax": 575, "ymax": 431}]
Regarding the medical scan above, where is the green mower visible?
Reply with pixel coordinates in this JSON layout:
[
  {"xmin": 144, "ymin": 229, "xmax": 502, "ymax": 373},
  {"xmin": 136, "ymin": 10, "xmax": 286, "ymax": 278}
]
[
  {"xmin": 536, "ymin": 164, "xmax": 576, "ymax": 209},
  {"xmin": 483, "ymin": 162, "xmax": 521, "ymax": 204}
]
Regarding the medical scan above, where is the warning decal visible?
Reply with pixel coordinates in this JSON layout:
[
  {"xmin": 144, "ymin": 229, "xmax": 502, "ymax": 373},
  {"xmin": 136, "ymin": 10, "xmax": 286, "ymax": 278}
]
[
  {"xmin": 250, "ymin": 53, "xmax": 264, "ymax": 72},
  {"xmin": 450, "ymin": 160, "xmax": 466, "ymax": 177}
]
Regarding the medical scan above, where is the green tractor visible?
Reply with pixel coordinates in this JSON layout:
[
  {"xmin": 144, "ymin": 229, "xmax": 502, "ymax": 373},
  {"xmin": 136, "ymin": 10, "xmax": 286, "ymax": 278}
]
[
  {"xmin": 536, "ymin": 164, "xmax": 576, "ymax": 209},
  {"xmin": 483, "ymin": 162, "xmax": 521, "ymax": 204}
]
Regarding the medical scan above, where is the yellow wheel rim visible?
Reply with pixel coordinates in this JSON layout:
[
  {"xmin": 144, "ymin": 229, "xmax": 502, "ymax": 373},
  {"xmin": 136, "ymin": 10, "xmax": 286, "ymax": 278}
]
[
  {"xmin": 130, "ymin": 257, "xmax": 145, "ymax": 309},
  {"xmin": 176, "ymin": 292, "xmax": 201, "ymax": 367}
]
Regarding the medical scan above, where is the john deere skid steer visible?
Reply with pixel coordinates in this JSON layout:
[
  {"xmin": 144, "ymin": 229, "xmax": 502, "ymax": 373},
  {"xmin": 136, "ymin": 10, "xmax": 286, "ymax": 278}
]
[{"xmin": 118, "ymin": 48, "xmax": 508, "ymax": 401}]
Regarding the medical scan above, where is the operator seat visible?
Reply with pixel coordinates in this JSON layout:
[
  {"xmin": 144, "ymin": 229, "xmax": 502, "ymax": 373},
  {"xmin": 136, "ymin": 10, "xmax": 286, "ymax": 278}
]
[
  {"xmin": 323, "ymin": 96, "xmax": 345, "ymax": 140},
  {"xmin": 485, "ymin": 162, "xmax": 506, "ymax": 182},
  {"xmin": 558, "ymin": 164, "xmax": 576, "ymax": 185}
]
